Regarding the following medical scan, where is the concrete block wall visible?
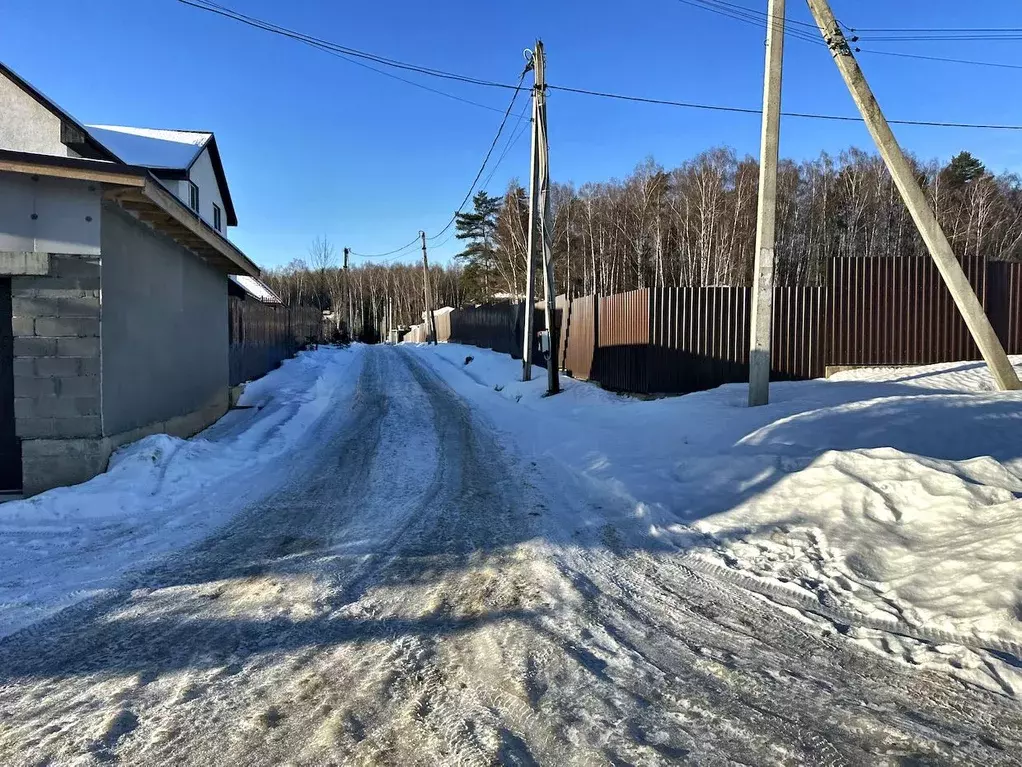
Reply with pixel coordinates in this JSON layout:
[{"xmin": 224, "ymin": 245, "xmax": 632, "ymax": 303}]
[{"xmin": 11, "ymin": 254, "xmax": 103, "ymax": 493}]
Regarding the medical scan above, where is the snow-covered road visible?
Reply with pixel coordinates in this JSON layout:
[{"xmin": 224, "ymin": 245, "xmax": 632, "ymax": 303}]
[{"xmin": 1, "ymin": 345, "xmax": 1021, "ymax": 765}]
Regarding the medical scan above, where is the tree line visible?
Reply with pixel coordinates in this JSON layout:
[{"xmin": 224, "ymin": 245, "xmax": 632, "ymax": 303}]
[
  {"xmin": 264, "ymin": 146, "xmax": 1022, "ymax": 337},
  {"xmin": 262, "ymin": 237, "xmax": 467, "ymax": 341}
]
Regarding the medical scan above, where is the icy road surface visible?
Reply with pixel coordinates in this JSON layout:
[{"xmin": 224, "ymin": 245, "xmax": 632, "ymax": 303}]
[{"xmin": 1, "ymin": 346, "xmax": 1021, "ymax": 765}]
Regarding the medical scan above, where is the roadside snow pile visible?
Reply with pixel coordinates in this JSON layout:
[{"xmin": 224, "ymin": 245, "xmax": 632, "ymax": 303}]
[
  {"xmin": 409, "ymin": 343, "xmax": 1022, "ymax": 683},
  {"xmin": 0, "ymin": 345, "xmax": 362, "ymax": 638}
]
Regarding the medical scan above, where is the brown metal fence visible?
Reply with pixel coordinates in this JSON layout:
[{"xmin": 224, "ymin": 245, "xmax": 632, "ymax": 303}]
[
  {"xmin": 563, "ymin": 294, "xmax": 596, "ymax": 380},
  {"xmin": 985, "ymin": 261, "xmax": 1022, "ymax": 354},
  {"xmin": 422, "ymin": 254, "xmax": 1022, "ymax": 396},
  {"xmin": 228, "ymin": 297, "xmax": 324, "ymax": 386},
  {"xmin": 828, "ymin": 255, "xmax": 985, "ymax": 367}
]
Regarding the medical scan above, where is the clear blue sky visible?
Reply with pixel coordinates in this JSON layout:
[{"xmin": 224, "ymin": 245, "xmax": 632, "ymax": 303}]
[{"xmin": 2, "ymin": 0, "xmax": 1020, "ymax": 269}]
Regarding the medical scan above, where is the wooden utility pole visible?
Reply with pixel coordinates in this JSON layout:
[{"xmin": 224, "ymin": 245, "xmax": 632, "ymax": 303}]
[
  {"xmin": 521, "ymin": 53, "xmax": 540, "ymax": 382},
  {"xmin": 534, "ymin": 40, "xmax": 560, "ymax": 395},
  {"xmin": 748, "ymin": 0, "xmax": 785, "ymax": 407},
  {"xmin": 420, "ymin": 231, "xmax": 437, "ymax": 345},
  {"xmin": 343, "ymin": 247, "xmax": 353, "ymax": 342},
  {"xmin": 805, "ymin": 0, "xmax": 1020, "ymax": 391}
]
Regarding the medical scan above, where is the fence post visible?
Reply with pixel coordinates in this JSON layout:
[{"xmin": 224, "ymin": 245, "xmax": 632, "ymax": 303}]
[{"xmin": 646, "ymin": 288, "xmax": 654, "ymax": 395}]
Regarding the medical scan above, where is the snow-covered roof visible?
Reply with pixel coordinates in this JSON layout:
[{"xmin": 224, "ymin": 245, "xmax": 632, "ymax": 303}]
[
  {"xmin": 85, "ymin": 125, "xmax": 211, "ymax": 170},
  {"xmin": 230, "ymin": 275, "xmax": 283, "ymax": 304}
]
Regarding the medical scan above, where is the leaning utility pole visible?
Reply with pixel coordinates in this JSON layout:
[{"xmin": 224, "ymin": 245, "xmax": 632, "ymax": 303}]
[
  {"xmin": 420, "ymin": 230, "xmax": 437, "ymax": 345},
  {"xmin": 534, "ymin": 40, "xmax": 560, "ymax": 395},
  {"xmin": 805, "ymin": 0, "xmax": 1019, "ymax": 392},
  {"xmin": 521, "ymin": 51, "xmax": 540, "ymax": 382},
  {"xmin": 748, "ymin": 0, "xmax": 785, "ymax": 407},
  {"xmin": 343, "ymin": 247, "xmax": 353, "ymax": 342}
]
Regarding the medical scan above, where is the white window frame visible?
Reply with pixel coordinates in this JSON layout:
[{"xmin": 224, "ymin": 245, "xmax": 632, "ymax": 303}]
[
  {"xmin": 213, "ymin": 202, "xmax": 222, "ymax": 232},
  {"xmin": 188, "ymin": 181, "xmax": 199, "ymax": 213}
]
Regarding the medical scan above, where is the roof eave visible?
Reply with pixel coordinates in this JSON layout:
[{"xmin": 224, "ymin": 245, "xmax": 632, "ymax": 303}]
[{"xmin": 0, "ymin": 150, "xmax": 259, "ymax": 278}]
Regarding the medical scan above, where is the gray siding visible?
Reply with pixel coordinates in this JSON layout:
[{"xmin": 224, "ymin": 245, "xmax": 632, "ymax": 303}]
[
  {"xmin": 0, "ymin": 71, "xmax": 68, "ymax": 156},
  {"xmin": 100, "ymin": 203, "xmax": 229, "ymax": 436}
]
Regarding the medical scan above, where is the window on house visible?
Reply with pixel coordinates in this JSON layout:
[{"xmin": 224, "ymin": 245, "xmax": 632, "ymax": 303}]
[
  {"xmin": 188, "ymin": 181, "xmax": 199, "ymax": 213},
  {"xmin": 213, "ymin": 203, "xmax": 222, "ymax": 232}
]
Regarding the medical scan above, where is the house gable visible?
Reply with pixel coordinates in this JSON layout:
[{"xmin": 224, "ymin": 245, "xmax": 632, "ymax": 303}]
[
  {"xmin": 0, "ymin": 63, "xmax": 117, "ymax": 160},
  {"xmin": 85, "ymin": 126, "xmax": 238, "ymax": 229}
]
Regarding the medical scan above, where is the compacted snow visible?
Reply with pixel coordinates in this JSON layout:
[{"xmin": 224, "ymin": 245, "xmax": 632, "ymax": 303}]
[
  {"xmin": 0, "ymin": 345, "xmax": 362, "ymax": 639},
  {"xmin": 408, "ymin": 344, "xmax": 1022, "ymax": 693},
  {"xmin": 1, "ymin": 344, "xmax": 1021, "ymax": 765}
]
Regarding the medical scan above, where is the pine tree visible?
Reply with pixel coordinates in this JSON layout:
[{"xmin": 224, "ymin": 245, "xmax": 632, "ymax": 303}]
[
  {"xmin": 940, "ymin": 151, "xmax": 987, "ymax": 189},
  {"xmin": 454, "ymin": 191, "xmax": 502, "ymax": 300}
]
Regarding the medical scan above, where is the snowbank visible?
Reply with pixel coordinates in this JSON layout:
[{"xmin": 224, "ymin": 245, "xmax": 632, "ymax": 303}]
[
  {"xmin": 0, "ymin": 345, "xmax": 363, "ymax": 638},
  {"xmin": 408, "ymin": 343, "xmax": 1022, "ymax": 687}
]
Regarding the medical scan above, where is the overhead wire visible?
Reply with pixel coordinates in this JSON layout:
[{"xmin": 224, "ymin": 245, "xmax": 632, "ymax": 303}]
[
  {"xmin": 181, "ymin": 0, "xmax": 1022, "ymax": 130},
  {"xmin": 349, "ymin": 235, "xmax": 422, "ymax": 259},
  {"xmin": 426, "ymin": 67, "xmax": 530, "ymax": 241},
  {"xmin": 859, "ymin": 49, "xmax": 1022, "ymax": 72},
  {"xmin": 178, "ymin": 0, "xmax": 519, "ymax": 91},
  {"xmin": 673, "ymin": 0, "xmax": 1022, "ymax": 77}
]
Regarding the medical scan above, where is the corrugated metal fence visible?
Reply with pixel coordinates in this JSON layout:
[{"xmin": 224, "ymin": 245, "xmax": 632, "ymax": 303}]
[
  {"xmin": 229, "ymin": 297, "xmax": 324, "ymax": 386},
  {"xmin": 409, "ymin": 255, "xmax": 1022, "ymax": 396},
  {"xmin": 828, "ymin": 255, "xmax": 985, "ymax": 367}
]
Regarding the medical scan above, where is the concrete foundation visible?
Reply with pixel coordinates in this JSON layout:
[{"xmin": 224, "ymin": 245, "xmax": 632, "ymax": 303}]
[{"xmin": 21, "ymin": 389, "xmax": 228, "ymax": 496}]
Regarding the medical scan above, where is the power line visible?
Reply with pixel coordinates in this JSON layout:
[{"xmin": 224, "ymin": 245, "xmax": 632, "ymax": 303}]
[
  {"xmin": 674, "ymin": 0, "xmax": 826, "ymax": 45},
  {"xmin": 481, "ymin": 102, "xmax": 532, "ymax": 191},
  {"xmin": 847, "ymin": 25, "xmax": 1022, "ymax": 34},
  {"xmin": 356, "ymin": 68, "xmax": 528, "ymax": 255},
  {"xmin": 860, "ymin": 49, "xmax": 1022, "ymax": 72},
  {"xmin": 178, "ymin": 0, "xmax": 519, "ymax": 91},
  {"xmin": 549, "ymin": 84, "xmax": 1022, "ymax": 130},
  {"xmin": 857, "ymin": 33, "xmax": 1022, "ymax": 42},
  {"xmin": 183, "ymin": 0, "xmax": 1022, "ymax": 131},
  {"xmin": 350, "ymin": 235, "xmax": 422, "ymax": 259},
  {"xmin": 427, "ymin": 69, "xmax": 529, "ymax": 241}
]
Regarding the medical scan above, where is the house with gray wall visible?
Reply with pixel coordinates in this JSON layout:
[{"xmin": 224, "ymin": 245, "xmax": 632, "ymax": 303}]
[{"xmin": 0, "ymin": 61, "xmax": 261, "ymax": 495}]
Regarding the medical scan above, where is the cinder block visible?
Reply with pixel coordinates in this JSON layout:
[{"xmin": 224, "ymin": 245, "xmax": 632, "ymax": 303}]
[
  {"xmin": 10, "ymin": 316, "xmax": 34, "ymax": 337},
  {"xmin": 35, "ymin": 356, "xmax": 80, "ymax": 378},
  {"xmin": 56, "ymin": 296, "xmax": 101, "ymax": 317},
  {"xmin": 78, "ymin": 357, "xmax": 100, "ymax": 377},
  {"xmin": 0, "ymin": 252, "xmax": 50, "ymax": 276},
  {"xmin": 16, "ymin": 417, "xmax": 56, "ymax": 438},
  {"xmin": 35, "ymin": 317, "xmax": 99, "ymax": 338},
  {"xmin": 50, "ymin": 256, "xmax": 100, "ymax": 280},
  {"xmin": 23, "ymin": 396, "xmax": 99, "ymax": 418},
  {"xmin": 14, "ymin": 276, "xmax": 90, "ymax": 292},
  {"xmin": 56, "ymin": 337, "xmax": 100, "ymax": 357},
  {"xmin": 14, "ymin": 398, "xmax": 36, "ymax": 420},
  {"xmin": 71, "ymin": 397, "xmax": 100, "ymax": 417},
  {"xmin": 13, "ymin": 296, "xmax": 62, "ymax": 318},
  {"xmin": 14, "ymin": 337, "xmax": 57, "ymax": 357},
  {"xmin": 14, "ymin": 375, "xmax": 56, "ymax": 399},
  {"xmin": 21, "ymin": 437, "xmax": 112, "ymax": 496},
  {"xmin": 55, "ymin": 376, "xmax": 100, "ymax": 397},
  {"xmin": 13, "ymin": 358, "xmax": 34, "ymax": 377},
  {"xmin": 53, "ymin": 416, "xmax": 102, "ymax": 438}
]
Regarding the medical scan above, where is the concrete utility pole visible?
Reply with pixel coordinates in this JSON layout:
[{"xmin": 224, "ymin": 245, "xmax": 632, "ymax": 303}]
[
  {"xmin": 534, "ymin": 40, "xmax": 560, "ymax": 395},
  {"xmin": 748, "ymin": 0, "xmax": 785, "ymax": 407},
  {"xmin": 343, "ymin": 247, "xmax": 353, "ymax": 342},
  {"xmin": 521, "ymin": 52, "xmax": 540, "ymax": 382},
  {"xmin": 805, "ymin": 0, "xmax": 1020, "ymax": 391},
  {"xmin": 420, "ymin": 230, "xmax": 437, "ymax": 345}
]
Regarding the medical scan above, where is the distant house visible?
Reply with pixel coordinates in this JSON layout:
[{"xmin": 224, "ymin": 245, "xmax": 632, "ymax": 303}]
[
  {"xmin": 0, "ymin": 61, "xmax": 263, "ymax": 495},
  {"xmin": 229, "ymin": 274, "xmax": 283, "ymax": 304}
]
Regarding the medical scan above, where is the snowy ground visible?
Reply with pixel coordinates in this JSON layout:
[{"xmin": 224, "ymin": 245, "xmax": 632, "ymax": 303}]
[
  {"xmin": 1, "ymin": 344, "xmax": 1021, "ymax": 765},
  {"xmin": 410, "ymin": 344, "xmax": 1022, "ymax": 694},
  {"xmin": 0, "ymin": 345, "xmax": 364, "ymax": 638}
]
